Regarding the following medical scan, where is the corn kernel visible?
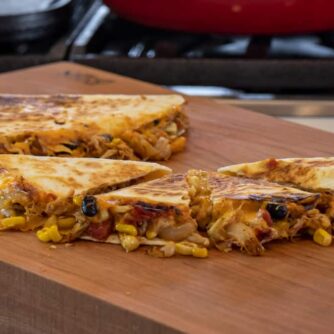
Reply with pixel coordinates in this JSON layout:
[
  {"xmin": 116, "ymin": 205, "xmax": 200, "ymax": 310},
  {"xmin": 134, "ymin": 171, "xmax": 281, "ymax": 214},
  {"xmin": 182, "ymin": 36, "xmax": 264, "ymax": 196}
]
[
  {"xmin": 36, "ymin": 225, "xmax": 62, "ymax": 243},
  {"xmin": 57, "ymin": 217, "xmax": 76, "ymax": 229},
  {"xmin": 321, "ymin": 215, "xmax": 331, "ymax": 229},
  {"xmin": 119, "ymin": 234, "xmax": 140, "ymax": 252},
  {"xmin": 0, "ymin": 216, "xmax": 26, "ymax": 229},
  {"xmin": 116, "ymin": 223, "xmax": 137, "ymax": 236},
  {"xmin": 146, "ymin": 230, "xmax": 157, "ymax": 240},
  {"xmin": 175, "ymin": 242, "xmax": 193, "ymax": 256},
  {"xmin": 48, "ymin": 225, "xmax": 63, "ymax": 242},
  {"xmin": 44, "ymin": 215, "xmax": 57, "ymax": 227},
  {"xmin": 73, "ymin": 195, "xmax": 82, "ymax": 207},
  {"xmin": 192, "ymin": 247, "xmax": 208, "ymax": 258},
  {"xmin": 36, "ymin": 229, "xmax": 50, "ymax": 242},
  {"xmin": 170, "ymin": 136, "xmax": 186, "ymax": 154},
  {"xmin": 313, "ymin": 228, "xmax": 332, "ymax": 247}
]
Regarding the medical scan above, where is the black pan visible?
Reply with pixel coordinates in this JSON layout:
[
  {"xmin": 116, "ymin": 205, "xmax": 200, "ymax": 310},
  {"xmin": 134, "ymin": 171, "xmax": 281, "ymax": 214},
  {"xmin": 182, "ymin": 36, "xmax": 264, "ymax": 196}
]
[{"xmin": 0, "ymin": 0, "xmax": 73, "ymax": 44}]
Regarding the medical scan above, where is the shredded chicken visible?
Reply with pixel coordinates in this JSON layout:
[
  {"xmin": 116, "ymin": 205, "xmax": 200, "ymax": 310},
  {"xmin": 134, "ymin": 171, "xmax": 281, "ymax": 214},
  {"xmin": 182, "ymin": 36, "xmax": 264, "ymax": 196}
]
[
  {"xmin": 207, "ymin": 195, "xmax": 332, "ymax": 256},
  {"xmin": 317, "ymin": 192, "xmax": 334, "ymax": 220},
  {"xmin": 226, "ymin": 222, "xmax": 265, "ymax": 255},
  {"xmin": 0, "ymin": 112, "xmax": 188, "ymax": 161},
  {"xmin": 289, "ymin": 209, "xmax": 331, "ymax": 237},
  {"xmin": 79, "ymin": 198, "xmax": 209, "ymax": 258},
  {"xmin": 0, "ymin": 185, "xmax": 79, "ymax": 234}
]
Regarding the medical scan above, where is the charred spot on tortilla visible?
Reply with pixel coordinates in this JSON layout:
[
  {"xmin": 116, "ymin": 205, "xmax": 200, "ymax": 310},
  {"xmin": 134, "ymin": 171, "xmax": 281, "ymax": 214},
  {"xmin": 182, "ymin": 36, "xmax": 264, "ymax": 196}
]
[{"xmin": 134, "ymin": 201, "xmax": 171, "ymax": 214}]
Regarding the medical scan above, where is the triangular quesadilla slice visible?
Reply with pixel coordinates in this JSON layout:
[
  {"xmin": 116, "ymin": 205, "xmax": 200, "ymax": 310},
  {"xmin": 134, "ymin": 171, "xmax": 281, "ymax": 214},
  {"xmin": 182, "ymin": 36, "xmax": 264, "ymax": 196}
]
[
  {"xmin": 206, "ymin": 173, "xmax": 328, "ymax": 255},
  {"xmin": 41, "ymin": 172, "xmax": 211, "ymax": 258},
  {"xmin": 218, "ymin": 157, "xmax": 334, "ymax": 192},
  {"xmin": 218, "ymin": 158, "xmax": 334, "ymax": 247},
  {"xmin": 0, "ymin": 155, "xmax": 170, "ymax": 238},
  {"xmin": 0, "ymin": 94, "xmax": 187, "ymax": 161}
]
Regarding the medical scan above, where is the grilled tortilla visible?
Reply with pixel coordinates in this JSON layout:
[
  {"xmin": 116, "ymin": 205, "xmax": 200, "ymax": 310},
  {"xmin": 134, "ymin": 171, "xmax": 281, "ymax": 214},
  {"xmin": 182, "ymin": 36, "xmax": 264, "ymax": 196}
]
[
  {"xmin": 206, "ymin": 173, "xmax": 330, "ymax": 255},
  {"xmin": 218, "ymin": 157, "xmax": 334, "ymax": 192},
  {"xmin": 77, "ymin": 172, "xmax": 211, "ymax": 258},
  {"xmin": 218, "ymin": 158, "xmax": 334, "ymax": 242},
  {"xmin": 0, "ymin": 94, "xmax": 187, "ymax": 161},
  {"xmin": 0, "ymin": 155, "xmax": 171, "ymax": 238}
]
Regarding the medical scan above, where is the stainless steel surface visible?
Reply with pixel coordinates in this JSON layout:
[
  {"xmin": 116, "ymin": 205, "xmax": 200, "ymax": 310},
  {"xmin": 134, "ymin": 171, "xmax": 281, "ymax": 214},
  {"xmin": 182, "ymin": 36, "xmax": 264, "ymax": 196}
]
[
  {"xmin": 213, "ymin": 98, "xmax": 334, "ymax": 133},
  {"xmin": 282, "ymin": 117, "xmax": 334, "ymax": 133},
  {"xmin": 219, "ymin": 99, "xmax": 334, "ymax": 117}
]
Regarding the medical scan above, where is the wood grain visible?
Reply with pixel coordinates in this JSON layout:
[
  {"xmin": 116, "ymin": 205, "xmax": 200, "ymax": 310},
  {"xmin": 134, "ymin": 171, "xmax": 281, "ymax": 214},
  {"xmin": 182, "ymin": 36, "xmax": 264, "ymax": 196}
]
[{"xmin": 0, "ymin": 62, "xmax": 334, "ymax": 334}]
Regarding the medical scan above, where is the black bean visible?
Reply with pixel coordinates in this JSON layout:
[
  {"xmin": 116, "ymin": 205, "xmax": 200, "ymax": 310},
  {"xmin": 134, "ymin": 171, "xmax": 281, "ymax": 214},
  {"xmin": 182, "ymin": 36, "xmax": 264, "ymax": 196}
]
[
  {"xmin": 82, "ymin": 196, "xmax": 98, "ymax": 217},
  {"xmin": 153, "ymin": 119, "xmax": 160, "ymax": 125},
  {"xmin": 266, "ymin": 203, "xmax": 288, "ymax": 220}
]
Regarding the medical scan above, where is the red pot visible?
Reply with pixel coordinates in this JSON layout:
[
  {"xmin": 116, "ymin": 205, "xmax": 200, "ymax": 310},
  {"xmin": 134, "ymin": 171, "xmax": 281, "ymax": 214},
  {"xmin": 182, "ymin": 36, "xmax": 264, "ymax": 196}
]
[{"xmin": 104, "ymin": 0, "xmax": 334, "ymax": 35}]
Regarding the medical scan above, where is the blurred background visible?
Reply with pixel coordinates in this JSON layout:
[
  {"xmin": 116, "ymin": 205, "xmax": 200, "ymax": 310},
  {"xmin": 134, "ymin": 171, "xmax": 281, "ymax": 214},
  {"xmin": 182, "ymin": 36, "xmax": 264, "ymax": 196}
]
[{"xmin": 1, "ymin": 0, "xmax": 334, "ymax": 131}]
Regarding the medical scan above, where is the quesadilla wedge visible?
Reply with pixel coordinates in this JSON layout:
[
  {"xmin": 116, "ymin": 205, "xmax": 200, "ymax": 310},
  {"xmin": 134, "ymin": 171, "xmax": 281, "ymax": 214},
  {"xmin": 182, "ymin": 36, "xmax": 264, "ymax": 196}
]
[
  {"xmin": 218, "ymin": 158, "xmax": 334, "ymax": 246},
  {"xmin": 206, "ymin": 173, "xmax": 330, "ymax": 255},
  {"xmin": 49, "ymin": 172, "xmax": 211, "ymax": 258},
  {"xmin": 0, "ymin": 155, "xmax": 170, "ymax": 238},
  {"xmin": 0, "ymin": 94, "xmax": 187, "ymax": 161}
]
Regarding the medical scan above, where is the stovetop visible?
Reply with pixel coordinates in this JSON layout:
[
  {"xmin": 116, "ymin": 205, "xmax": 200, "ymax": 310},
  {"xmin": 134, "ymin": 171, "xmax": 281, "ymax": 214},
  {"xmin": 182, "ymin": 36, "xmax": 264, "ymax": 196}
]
[
  {"xmin": 80, "ymin": 18, "xmax": 334, "ymax": 60},
  {"xmin": 2, "ymin": 1, "xmax": 334, "ymax": 96}
]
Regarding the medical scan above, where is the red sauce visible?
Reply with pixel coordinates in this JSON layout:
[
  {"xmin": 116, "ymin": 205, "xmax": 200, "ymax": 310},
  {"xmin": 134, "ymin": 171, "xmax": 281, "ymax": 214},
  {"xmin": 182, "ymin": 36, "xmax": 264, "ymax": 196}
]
[
  {"xmin": 266, "ymin": 158, "xmax": 278, "ymax": 170},
  {"xmin": 256, "ymin": 228, "xmax": 272, "ymax": 241},
  {"xmin": 259, "ymin": 208, "xmax": 273, "ymax": 226},
  {"xmin": 86, "ymin": 220, "xmax": 113, "ymax": 240}
]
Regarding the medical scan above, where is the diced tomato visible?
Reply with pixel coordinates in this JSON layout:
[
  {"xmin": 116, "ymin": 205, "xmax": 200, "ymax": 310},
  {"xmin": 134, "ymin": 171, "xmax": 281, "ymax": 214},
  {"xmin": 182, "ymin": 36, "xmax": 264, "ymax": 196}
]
[
  {"xmin": 260, "ymin": 208, "xmax": 273, "ymax": 226},
  {"xmin": 86, "ymin": 220, "xmax": 112, "ymax": 240},
  {"xmin": 266, "ymin": 158, "xmax": 278, "ymax": 170},
  {"xmin": 256, "ymin": 228, "xmax": 272, "ymax": 241}
]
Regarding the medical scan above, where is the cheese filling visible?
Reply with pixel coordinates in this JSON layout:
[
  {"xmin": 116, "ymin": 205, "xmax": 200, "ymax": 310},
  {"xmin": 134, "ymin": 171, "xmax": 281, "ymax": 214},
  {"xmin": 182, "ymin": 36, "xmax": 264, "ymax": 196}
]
[
  {"xmin": 317, "ymin": 192, "xmax": 334, "ymax": 220},
  {"xmin": 208, "ymin": 198, "xmax": 331, "ymax": 255},
  {"xmin": 78, "ymin": 198, "xmax": 209, "ymax": 258},
  {"xmin": 0, "ymin": 181, "xmax": 83, "ymax": 237},
  {"xmin": 0, "ymin": 178, "xmax": 148, "ymax": 243},
  {"xmin": 0, "ymin": 112, "xmax": 188, "ymax": 161}
]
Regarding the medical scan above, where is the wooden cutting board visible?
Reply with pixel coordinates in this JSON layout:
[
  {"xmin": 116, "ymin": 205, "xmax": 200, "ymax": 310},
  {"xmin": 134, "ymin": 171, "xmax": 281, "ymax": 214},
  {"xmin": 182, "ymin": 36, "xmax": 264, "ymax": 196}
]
[{"xmin": 1, "ymin": 62, "xmax": 334, "ymax": 334}]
